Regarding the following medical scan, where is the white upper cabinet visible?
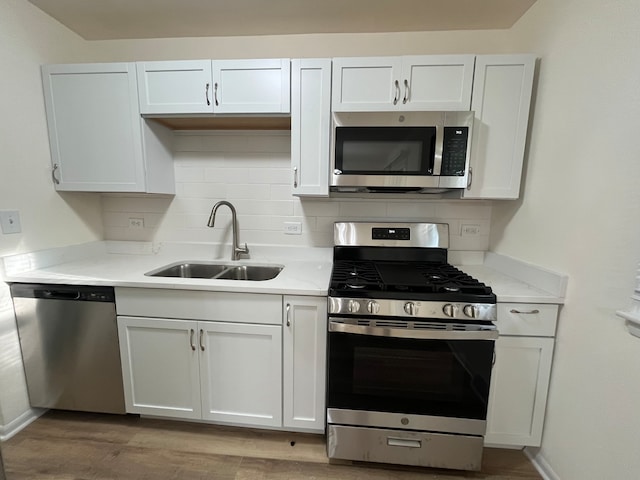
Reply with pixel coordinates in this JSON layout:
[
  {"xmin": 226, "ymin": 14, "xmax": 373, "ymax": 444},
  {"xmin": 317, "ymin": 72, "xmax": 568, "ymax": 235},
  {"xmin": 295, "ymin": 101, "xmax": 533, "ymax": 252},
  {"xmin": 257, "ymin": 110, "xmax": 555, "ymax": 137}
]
[
  {"xmin": 464, "ymin": 54, "xmax": 536, "ymax": 199},
  {"xmin": 137, "ymin": 59, "xmax": 290, "ymax": 115},
  {"xmin": 291, "ymin": 59, "xmax": 332, "ymax": 197},
  {"xmin": 213, "ymin": 59, "xmax": 290, "ymax": 114},
  {"xmin": 42, "ymin": 63, "xmax": 174, "ymax": 193},
  {"xmin": 137, "ymin": 60, "xmax": 214, "ymax": 114},
  {"xmin": 332, "ymin": 55, "xmax": 475, "ymax": 112}
]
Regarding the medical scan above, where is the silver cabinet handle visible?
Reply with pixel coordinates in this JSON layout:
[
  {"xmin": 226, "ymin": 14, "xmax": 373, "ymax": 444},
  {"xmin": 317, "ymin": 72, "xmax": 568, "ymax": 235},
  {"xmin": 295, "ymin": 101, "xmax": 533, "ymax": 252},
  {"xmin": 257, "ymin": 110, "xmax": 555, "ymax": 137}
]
[
  {"xmin": 293, "ymin": 167, "xmax": 298, "ymax": 188},
  {"xmin": 402, "ymin": 79, "xmax": 409, "ymax": 104},
  {"xmin": 387, "ymin": 437, "xmax": 421, "ymax": 448},
  {"xmin": 510, "ymin": 309, "xmax": 540, "ymax": 315},
  {"xmin": 467, "ymin": 166, "xmax": 473, "ymax": 189},
  {"xmin": 205, "ymin": 83, "xmax": 210, "ymax": 106},
  {"xmin": 51, "ymin": 163, "xmax": 60, "ymax": 185},
  {"xmin": 189, "ymin": 329, "xmax": 196, "ymax": 351},
  {"xmin": 199, "ymin": 329, "xmax": 205, "ymax": 351},
  {"xmin": 393, "ymin": 80, "xmax": 400, "ymax": 105},
  {"xmin": 286, "ymin": 303, "xmax": 291, "ymax": 327},
  {"xmin": 214, "ymin": 82, "xmax": 219, "ymax": 106}
]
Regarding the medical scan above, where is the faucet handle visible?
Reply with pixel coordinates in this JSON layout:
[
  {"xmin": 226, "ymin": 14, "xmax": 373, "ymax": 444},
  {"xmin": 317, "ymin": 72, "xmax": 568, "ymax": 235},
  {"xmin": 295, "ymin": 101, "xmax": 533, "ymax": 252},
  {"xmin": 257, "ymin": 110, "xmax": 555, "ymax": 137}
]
[{"xmin": 236, "ymin": 243, "xmax": 250, "ymax": 257}]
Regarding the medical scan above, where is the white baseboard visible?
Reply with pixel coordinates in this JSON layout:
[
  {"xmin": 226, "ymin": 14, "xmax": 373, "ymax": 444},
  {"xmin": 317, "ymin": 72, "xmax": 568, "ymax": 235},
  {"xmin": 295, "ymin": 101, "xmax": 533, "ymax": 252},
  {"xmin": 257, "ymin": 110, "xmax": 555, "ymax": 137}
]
[
  {"xmin": 524, "ymin": 447, "xmax": 561, "ymax": 480},
  {"xmin": 0, "ymin": 408, "xmax": 46, "ymax": 441}
]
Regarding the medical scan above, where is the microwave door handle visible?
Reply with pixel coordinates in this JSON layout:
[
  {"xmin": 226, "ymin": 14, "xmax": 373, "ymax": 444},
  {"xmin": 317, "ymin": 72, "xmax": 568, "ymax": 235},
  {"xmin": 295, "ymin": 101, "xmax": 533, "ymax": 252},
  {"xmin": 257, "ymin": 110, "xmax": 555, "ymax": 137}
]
[{"xmin": 433, "ymin": 125, "xmax": 445, "ymax": 176}]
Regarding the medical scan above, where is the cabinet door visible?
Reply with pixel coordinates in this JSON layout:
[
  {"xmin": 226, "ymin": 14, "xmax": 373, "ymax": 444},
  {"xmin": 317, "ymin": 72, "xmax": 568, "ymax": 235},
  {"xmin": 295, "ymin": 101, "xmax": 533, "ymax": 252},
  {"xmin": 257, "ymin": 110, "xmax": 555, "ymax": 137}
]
[
  {"xmin": 401, "ymin": 55, "xmax": 475, "ymax": 111},
  {"xmin": 137, "ymin": 60, "xmax": 214, "ymax": 114},
  {"xmin": 117, "ymin": 316, "xmax": 201, "ymax": 419},
  {"xmin": 42, "ymin": 63, "xmax": 146, "ymax": 192},
  {"xmin": 332, "ymin": 57, "xmax": 403, "ymax": 112},
  {"xmin": 283, "ymin": 296, "xmax": 327, "ymax": 432},
  {"xmin": 212, "ymin": 59, "xmax": 290, "ymax": 114},
  {"xmin": 200, "ymin": 321, "xmax": 282, "ymax": 427},
  {"xmin": 291, "ymin": 59, "xmax": 331, "ymax": 197},
  {"xmin": 465, "ymin": 54, "xmax": 536, "ymax": 199},
  {"xmin": 485, "ymin": 336, "xmax": 554, "ymax": 447}
]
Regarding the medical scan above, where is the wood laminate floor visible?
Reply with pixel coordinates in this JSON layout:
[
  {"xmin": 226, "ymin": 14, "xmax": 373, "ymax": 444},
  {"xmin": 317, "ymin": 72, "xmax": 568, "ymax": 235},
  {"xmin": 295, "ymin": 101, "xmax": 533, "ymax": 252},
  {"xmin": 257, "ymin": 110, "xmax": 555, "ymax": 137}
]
[{"xmin": 2, "ymin": 411, "xmax": 542, "ymax": 480}]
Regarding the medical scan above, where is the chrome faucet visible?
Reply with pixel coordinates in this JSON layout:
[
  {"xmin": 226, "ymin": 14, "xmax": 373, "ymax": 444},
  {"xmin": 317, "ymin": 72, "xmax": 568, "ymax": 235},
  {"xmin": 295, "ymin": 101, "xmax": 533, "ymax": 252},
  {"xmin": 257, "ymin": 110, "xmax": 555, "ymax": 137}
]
[{"xmin": 207, "ymin": 201, "xmax": 249, "ymax": 261}]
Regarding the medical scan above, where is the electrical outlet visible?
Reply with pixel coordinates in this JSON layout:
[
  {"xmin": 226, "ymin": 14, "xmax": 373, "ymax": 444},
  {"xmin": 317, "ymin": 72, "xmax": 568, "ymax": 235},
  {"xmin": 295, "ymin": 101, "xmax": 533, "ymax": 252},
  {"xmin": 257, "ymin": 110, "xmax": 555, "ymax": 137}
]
[
  {"xmin": 283, "ymin": 222, "xmax": 302, "ymax": 235},
  {"xmin": 0, "ymin": 210, "xmax": 22, "ymax": 234},
  {"xmin": 461, "ymin": 224, "xmax": 481, "ymax": 236},
  {"xmin": 128, "ymin": 217, "xmax": 144, "ymax": 229}
]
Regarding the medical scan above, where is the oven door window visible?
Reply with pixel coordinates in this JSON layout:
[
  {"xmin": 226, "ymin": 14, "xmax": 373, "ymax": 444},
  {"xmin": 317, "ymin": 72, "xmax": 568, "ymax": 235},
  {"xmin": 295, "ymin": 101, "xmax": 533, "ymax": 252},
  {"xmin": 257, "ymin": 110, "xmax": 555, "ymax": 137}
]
[
  {"xmin": 327, "ymin": 332, "xmax": 494, "ymax": 420},
  {"xmin": 335, "ymin": 127, "xmax": 435, "ymax": 175}
]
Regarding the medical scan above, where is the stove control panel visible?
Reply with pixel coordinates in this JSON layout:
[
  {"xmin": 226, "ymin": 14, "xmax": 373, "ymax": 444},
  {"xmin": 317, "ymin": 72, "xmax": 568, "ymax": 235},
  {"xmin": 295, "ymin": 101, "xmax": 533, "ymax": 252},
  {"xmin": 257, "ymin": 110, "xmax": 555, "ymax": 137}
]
[
  {"xmin": 329, "ymin": 297, "xmax": 496, "ymax": 322},
  {"xmin": 372, "ymin": 227, "xmax": 410, "ymax": 241}
]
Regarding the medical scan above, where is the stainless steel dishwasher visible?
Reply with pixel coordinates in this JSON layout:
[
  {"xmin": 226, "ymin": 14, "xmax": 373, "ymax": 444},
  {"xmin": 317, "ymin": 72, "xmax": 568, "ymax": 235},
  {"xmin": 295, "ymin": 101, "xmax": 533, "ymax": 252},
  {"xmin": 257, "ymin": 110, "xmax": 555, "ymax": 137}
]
[{"xmin": 11, "ymin": 283, "xmax": 126, "ymax": 414}]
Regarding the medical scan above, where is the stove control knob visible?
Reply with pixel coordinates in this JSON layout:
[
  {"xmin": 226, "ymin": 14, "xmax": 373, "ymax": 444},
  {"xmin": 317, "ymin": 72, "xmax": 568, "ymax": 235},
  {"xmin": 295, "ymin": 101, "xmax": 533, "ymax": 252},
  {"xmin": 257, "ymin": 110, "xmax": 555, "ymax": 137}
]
[
  {"xmin": 403, "ymin": 302, "xmax": 416, "ymax": 316},
  {"xmin": 347, "ymin": 300, "xmax": 361, "ymax": 313},
  {"xmin": 463, "ymin": 305, "xmax": 477, "ymax": 318},
  {"xmin": 443, "ymin": 304, "xmax": 456, "ymax": 318},
  {"xmin": 367, "ymin": 301, "xmax": 380, "ymax": 314}
]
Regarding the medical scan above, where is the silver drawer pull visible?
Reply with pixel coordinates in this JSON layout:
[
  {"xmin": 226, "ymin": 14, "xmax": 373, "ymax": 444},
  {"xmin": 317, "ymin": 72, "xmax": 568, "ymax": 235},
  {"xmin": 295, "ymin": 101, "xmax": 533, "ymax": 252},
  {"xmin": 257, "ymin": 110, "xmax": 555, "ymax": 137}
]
[
  {"xmin": 387, "ymin": 437, "xmax": 421, "ymax": 448},
  {"xmin": 510, "ymin": 309, "xmax": 540, "ymax": 315}
]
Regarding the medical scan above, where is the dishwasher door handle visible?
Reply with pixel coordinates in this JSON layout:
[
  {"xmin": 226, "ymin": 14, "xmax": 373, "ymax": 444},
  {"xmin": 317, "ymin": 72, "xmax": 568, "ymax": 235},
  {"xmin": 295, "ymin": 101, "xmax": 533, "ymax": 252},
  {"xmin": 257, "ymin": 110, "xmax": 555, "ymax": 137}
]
[{"xmin": 41, "ymin": 290, "xmax": 81, "ymax": 300}]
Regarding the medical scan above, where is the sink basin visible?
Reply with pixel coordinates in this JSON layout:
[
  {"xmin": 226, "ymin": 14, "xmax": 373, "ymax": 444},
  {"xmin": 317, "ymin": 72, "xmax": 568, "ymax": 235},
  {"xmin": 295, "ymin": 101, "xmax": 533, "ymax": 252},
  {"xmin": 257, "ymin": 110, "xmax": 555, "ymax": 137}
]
[
  {"xmin": 214, "ymin": 265, "xmax": 283, "ymax": 281},
  {"xmin": 145, "ymin": 261, "xmax": 283, "ymax": 281}
]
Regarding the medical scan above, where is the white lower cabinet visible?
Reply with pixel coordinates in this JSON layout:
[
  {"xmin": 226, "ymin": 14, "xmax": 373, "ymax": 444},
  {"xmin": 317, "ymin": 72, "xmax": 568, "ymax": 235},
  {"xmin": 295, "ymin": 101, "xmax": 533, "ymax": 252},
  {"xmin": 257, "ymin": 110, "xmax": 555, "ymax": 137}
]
[
  {"xmin": 116, "ymin": 288, "xmax": 326, "ymax": 433},
  {"xmin": 200, "ymin": 321, "xmax": 281, "ymax": 427},
  {"xmin": 485, "ymin": 303, "xmax": 559, "ymax": 447},
  {"xmin": 118, "ymin": 315, "xmax": 282, "ymax": 426},
  {"xmin": 283, "ymin": 296, "xmax": 327, "ymax": 432},
  {"xmin": 117, "ymin": 317, "xmax": 202, "ymax": 419}
]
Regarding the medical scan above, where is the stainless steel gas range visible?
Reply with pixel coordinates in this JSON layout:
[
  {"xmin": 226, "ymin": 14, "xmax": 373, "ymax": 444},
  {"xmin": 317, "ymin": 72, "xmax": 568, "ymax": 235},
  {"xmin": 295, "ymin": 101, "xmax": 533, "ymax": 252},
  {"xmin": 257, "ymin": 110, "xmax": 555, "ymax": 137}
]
[{"xmin": 326, "ymin": 222, "xmax": 497, "ymax": 472}]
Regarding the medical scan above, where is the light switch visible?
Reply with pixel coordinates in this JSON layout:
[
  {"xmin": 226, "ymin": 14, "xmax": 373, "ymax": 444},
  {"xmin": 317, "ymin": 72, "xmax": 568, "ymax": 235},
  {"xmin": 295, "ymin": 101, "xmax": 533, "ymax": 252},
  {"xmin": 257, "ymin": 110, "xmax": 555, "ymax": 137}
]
[{"xmin": 0, "ymin": 210, "xmax": 22, "ymax": 234}]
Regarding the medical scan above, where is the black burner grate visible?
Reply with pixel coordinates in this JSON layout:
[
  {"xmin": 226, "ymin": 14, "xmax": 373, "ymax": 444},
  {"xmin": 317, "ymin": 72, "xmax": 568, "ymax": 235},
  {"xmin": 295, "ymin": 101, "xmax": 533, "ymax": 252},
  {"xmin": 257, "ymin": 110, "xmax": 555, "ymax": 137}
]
[{"xmin": 329, "ymin": 260, "xmax": 495, "ymax": 302}]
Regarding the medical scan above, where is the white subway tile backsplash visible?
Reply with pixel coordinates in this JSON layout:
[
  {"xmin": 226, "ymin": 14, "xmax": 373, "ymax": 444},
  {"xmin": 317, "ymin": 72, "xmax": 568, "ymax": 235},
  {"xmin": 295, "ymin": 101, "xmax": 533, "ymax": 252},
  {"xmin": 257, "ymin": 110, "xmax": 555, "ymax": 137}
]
[
  {"xmin": 340, "ymin": 200, "xmax": 387, "ymax": 217},
  {"xmin": 248, "ymin": 168, "xmax": 290, "ymax": 185},
  {"xmin": 295, "ymin": 199, "xmax": 340, "ymax": 217},
  {"xmin": 225, "ymin": 184, "xmax": 271, "ymax": 200},
  {"xmin": 102, "ymin": 131, "xmax": 492, "ymax": 251}
]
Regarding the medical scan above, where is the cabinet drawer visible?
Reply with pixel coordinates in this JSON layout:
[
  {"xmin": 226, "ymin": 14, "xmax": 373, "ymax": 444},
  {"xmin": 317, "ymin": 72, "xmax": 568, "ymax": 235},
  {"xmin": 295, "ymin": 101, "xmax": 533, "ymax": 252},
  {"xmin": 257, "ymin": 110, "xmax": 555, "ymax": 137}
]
[
  {"xmin": 115, "ymin": 288, "xmax": 282, "ymax": 324},
  {"xmin": 496, "ymin": 303, "xmax": 558, "ymax": 337}
]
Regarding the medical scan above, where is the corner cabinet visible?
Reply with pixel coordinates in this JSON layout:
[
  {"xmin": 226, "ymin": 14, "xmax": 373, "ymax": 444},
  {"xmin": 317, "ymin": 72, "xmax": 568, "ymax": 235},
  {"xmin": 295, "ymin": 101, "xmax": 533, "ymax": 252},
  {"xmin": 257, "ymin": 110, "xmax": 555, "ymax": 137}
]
[
  {"xmin": 41, "ymin": 63, "xmax": 174, "ymax": 193},
  {"xmin": 283, "ymin": 296, "xmax": 327, "ymax": 432},
  {"xmin": 464, "ymin": 55, "xmax": 536, "ymax": 199},
  {"xmin": 332, "ymin": 55, "xmax": 475, "ymax": 112},
  {"xmin": 137, "ymin": 58, "xmax": 291, "ymax": 115},
  {"xmin": 485, "ymin": 303, "xmax": 558, "ymax": 447},
  {"xmin": 291, "ymin": 59, "xmax": 332, "ymax": 197}
]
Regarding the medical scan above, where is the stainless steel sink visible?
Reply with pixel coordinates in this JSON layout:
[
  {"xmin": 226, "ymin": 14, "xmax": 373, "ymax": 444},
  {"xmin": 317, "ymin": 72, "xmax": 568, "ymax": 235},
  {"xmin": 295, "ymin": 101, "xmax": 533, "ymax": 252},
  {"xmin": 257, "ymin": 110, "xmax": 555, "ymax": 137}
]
[
  {"xmin": 214, "ymin": 265, "xmax": 283, "ymax": 281},
  {"xmin": 145, "ymin": 261, "xmax": 283, "ymax": 281}
]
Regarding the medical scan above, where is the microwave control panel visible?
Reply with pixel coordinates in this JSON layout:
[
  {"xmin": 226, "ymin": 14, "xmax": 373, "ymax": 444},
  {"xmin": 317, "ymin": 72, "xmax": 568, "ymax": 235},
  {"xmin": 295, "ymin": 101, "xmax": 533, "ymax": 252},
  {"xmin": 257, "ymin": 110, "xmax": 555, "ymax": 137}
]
[{"xmin": 440, "ymin": 127, "xmax": 469, "ymax": 176}]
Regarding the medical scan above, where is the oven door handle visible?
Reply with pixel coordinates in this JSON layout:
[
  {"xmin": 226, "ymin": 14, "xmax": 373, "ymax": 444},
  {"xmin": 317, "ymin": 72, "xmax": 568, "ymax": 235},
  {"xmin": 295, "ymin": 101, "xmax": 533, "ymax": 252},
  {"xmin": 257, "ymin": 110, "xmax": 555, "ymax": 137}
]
[{"xmin": 329, "ymin": 321, "xmax": 498, "ymax": 340}]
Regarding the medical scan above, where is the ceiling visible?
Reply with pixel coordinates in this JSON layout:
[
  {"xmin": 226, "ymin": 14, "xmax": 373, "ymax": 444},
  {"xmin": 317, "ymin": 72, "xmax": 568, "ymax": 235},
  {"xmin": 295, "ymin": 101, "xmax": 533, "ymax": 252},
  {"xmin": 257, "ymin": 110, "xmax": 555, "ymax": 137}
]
[{"xmin": 28, "ymin": 0, "xmax": 537, "ymax": 41}]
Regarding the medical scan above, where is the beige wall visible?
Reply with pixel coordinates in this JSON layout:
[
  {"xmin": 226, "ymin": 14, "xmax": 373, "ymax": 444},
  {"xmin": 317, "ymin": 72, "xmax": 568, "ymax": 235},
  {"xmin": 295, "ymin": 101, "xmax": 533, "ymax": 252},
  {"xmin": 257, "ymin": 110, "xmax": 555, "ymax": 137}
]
[
  {"xmin": 492, "ymin": 1, "xmax": 640, "ymax": 479},
  {"xmin": 0, "ymin": 0, "xmax": 99, "ymax": 432}
]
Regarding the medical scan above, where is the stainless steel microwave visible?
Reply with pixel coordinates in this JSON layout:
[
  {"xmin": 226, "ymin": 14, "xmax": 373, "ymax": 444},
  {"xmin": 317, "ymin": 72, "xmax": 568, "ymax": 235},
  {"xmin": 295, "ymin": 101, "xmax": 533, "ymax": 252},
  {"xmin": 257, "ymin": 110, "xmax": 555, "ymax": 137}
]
[{"xmin": 330, "ymin": 111, "xmax": 474, "ymax": 193}]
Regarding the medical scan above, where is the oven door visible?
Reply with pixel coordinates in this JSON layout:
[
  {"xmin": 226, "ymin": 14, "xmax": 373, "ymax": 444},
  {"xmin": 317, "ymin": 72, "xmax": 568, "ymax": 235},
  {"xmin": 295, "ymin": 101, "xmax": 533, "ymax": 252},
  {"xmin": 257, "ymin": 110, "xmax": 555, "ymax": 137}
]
[{"xmin": 327, "ymin": 319, "xmax": 496, "ymax": 433}]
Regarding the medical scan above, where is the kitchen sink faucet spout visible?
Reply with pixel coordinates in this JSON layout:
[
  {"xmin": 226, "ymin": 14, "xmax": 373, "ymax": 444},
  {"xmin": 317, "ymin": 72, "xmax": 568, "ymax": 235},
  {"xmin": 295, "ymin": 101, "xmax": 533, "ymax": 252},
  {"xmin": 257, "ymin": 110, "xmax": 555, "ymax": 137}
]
[{"xmin": 207, "ymin": 201, "xmax": 249, "ymax": 261}]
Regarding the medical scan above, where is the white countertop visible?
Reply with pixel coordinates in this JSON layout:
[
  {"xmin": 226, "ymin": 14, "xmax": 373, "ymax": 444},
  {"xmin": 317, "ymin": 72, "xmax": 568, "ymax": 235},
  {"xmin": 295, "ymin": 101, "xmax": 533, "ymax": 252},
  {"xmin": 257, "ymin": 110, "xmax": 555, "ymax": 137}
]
[{"xmin": 0, "ymin": 241, "xmax": 566, "ymax": 303}]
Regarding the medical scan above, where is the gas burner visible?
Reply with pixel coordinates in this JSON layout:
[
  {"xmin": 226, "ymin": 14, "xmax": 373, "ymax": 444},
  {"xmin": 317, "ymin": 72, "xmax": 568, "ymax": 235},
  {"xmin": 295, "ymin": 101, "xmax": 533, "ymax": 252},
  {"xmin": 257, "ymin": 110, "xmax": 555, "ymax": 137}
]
[
  {"xmin": 345, "ymin": 278, "xmax": 368, "ymax": 289},
  {"xmin": 443, "ymin": 284, "xmax": 461, "ymax": 292}
]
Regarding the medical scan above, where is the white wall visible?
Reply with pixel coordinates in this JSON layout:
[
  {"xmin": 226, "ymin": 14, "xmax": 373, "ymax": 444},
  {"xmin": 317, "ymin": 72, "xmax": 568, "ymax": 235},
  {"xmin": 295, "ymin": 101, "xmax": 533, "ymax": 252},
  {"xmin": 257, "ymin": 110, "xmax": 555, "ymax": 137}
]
[
  {"xmin": 0, "ymin": 0, "xmax": 99, "ymax": 432},
  {"xmin": 491, "ymin": 1, "xmax": 640, "ymax": 479},
  {"xmin": 103, "ymin": 131, "xmax": 492, "ymax": 252}
]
